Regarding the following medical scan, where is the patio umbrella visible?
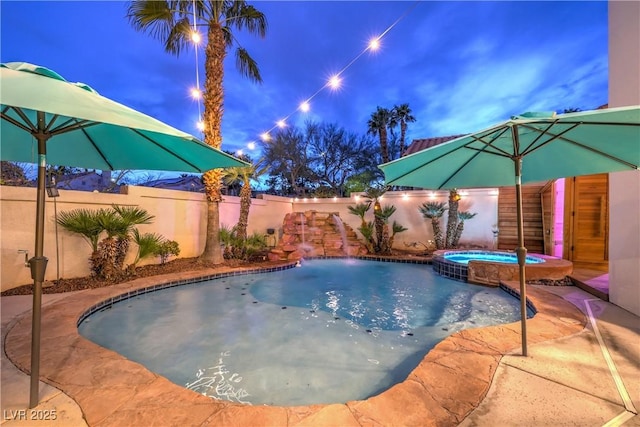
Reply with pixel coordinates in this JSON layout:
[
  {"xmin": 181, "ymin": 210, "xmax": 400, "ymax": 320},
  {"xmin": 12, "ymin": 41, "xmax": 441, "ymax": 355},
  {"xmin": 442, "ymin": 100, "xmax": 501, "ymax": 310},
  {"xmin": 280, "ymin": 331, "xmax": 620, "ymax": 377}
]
[
  {"xmin": 0, "ymin": 62, "xmax": 247, "ymax": 407},
  {"xmin": 379, "ymin": 106, "xmax": 640, "ymax": 356}
]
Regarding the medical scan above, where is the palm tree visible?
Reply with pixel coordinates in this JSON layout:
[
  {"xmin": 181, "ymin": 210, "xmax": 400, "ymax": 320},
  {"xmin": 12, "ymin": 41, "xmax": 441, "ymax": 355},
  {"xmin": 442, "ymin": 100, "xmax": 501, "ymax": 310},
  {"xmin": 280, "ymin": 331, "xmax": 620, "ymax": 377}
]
[
  {"xmin": 367, "ymin": 107, "xmax": 392, "ymax": 164},
  {"xmin": 376, "ymin": 205, "xmax": 397, "ymax": 255},
  {"xmin": 452, "ymin": 211, "xmax": 477, "ymax": 248},
  {"xmin": 364, "ymin": 185, "xmax": 388, "ymax": 252},
  {"xmin": 127, "ymin": 1, "xmax": 267, "ymax": 264},
  {"xmin": 392, "ymin": 104, "xmax": 416, "ymax": 157},
  {"xmin": 347, "ymin": 202, "xmax": 371, "ymax": 229},
  {"xmin": 223, "ymin": 159, "xmax": 267, "ymax": 258},
  {"xmin": 446, "ymin": 189, "xmax": 460, "ymax": 248},
  {"xmin": 418, "ymin": 201, "xmax": 447, "ymax": 249}
]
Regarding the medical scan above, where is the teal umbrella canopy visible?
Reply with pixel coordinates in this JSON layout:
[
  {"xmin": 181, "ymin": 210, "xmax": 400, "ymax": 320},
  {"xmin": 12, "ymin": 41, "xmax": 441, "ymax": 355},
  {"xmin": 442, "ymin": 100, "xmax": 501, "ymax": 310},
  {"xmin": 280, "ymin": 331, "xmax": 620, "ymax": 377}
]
[
  {"xmin": 0, "ymin": 62, "xmax": 247, "ymax": 408},
  {"xmin": 0, "ymin": 62, "xmax": 247, "ymax": 172},
  {"xmin": 380, "ymin": 106, "xmax": 640, "ymax": 189},
  {"xmin": 380, "ymin": 106, "xmax": 640, "ymax": 357}
]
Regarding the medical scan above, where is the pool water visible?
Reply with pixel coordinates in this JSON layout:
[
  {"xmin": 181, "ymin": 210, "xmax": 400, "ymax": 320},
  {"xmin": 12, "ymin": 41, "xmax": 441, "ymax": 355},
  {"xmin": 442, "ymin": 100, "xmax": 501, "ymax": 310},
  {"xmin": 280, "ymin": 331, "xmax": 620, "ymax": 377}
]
[
  {"xmin": 444, "ymin": 251, "xmax": 545, "ymax": 265},
  {"xmin": 78, "ymin": 259, "xmax": 526, "ymax": 406}
]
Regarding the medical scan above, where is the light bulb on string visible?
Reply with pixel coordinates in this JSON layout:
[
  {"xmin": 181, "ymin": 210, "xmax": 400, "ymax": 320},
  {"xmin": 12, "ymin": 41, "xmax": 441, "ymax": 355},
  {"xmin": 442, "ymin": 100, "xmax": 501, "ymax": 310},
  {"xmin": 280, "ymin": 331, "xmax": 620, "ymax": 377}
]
[
  {"xmin": 328, "ymin": 75, "xmax": 341, "ymax": 90},
  {"xmin": 247, "ymin": 141, "xmax": 256, "ymax": 150},
  {"xmin": 190, "ymin": 88, "xmax": 201, "ymax": 99},
  {"xmin": 276, "ymin": 119, "xmax": 286, "ymax": 128},
  {"xmin": 368, "ymin": 37, "xmax": 381, "ymax": 51},
  {"xmin": 191, "ymin": 31, "xmax": 201, "ymax": 44},
  {"xmin": 196, "ymin": 120, "xmax": 205, "ymax": 131},
  {"xmin": 246, "ymin": 1, "xmax": 418, "ymax": 145}
]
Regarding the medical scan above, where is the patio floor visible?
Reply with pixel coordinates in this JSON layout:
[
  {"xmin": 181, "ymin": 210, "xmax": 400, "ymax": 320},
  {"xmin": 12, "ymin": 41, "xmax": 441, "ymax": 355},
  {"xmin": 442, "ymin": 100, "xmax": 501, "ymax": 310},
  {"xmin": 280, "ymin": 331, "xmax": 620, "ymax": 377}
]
[{"xmin": 1, "ymin": 266, "xmax": 638, "ymax": 426}]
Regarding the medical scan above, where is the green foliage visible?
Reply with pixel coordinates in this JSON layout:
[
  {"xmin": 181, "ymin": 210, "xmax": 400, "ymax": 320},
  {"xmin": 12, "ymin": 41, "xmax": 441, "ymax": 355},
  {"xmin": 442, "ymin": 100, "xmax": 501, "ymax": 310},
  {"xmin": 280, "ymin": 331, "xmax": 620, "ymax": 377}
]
[
  {"xmin": 56, "ymin": 208, "xmax": 104, "ymax": 252},
  {"xmin": 154, "ymin": 240, "xmax": 180, "ymax": 264},
  {"xmin": 131, "ymin": 229, "xmax": 164, "ymax": 267},
  {"xmin": 57, "ymin": 204, "xmax": 164, "ymax": 280},
  {"xmin": 348, "ymin": 186, "xmax": 404, "ymax": 255}
]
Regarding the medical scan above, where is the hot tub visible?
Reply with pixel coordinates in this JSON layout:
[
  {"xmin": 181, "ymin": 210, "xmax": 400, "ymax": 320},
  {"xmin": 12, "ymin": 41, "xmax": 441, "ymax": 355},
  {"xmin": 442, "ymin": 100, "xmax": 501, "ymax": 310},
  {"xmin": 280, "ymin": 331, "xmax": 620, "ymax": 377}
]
[{"xmin": 432, "ymin": 250, "xmax": 573, "ymax": 286}]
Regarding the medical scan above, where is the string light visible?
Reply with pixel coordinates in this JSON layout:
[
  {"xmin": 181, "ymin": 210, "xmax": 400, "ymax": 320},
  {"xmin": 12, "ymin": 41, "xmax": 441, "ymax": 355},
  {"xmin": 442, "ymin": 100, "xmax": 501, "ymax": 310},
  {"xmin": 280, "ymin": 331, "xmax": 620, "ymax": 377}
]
[
  {"xmin": 187, "ymin": 1, "xmax": 419, "ymax": 152},
  {"xmin": 328, "ymin": 75, "xmax": 341, "ymax": 90}
]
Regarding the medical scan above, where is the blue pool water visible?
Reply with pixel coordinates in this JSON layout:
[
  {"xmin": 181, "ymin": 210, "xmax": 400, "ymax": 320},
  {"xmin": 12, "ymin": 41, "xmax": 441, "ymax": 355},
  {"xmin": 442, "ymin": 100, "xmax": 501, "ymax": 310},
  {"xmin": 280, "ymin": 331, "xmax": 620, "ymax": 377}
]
[
  {"xmin": 78, "ymin": 259, "xmax": 527, "ymax": 406},
  {"xmin": 444, "ymin": 251, "xmax": 545, "ymax": 265}
]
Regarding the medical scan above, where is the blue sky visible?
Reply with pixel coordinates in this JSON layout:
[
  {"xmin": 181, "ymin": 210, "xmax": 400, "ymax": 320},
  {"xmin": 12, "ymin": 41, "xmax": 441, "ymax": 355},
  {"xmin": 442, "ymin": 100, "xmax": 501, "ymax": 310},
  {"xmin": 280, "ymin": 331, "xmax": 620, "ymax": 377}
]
[{"xmin": 1, "ymin": 1, "xmax": 608, "ymax": 160}]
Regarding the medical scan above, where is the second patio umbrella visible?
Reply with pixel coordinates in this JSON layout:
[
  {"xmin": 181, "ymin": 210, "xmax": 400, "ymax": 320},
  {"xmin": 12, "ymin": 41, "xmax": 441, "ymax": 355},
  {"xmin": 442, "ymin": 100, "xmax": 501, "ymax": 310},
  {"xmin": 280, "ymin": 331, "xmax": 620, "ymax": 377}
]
[{"xmin": 379, "ymin": 105, "xmax": 640, "ymax": 356}]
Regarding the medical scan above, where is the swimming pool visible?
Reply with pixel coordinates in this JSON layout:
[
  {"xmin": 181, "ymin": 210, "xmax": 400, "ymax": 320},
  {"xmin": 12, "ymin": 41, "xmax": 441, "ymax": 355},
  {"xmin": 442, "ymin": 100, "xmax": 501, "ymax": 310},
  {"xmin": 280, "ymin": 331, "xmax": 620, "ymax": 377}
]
[{"xmin": 78, "ymin": 258, "xmax": 527, "ymax": 406}]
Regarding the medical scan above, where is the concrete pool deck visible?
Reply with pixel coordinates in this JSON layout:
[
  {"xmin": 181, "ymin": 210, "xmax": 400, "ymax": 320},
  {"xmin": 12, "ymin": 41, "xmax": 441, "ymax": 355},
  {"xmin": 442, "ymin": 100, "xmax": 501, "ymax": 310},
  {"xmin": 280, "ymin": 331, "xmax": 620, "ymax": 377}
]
[{"xmin": 1, "ymin": 267, "xmax": 639, "ymax": 426}]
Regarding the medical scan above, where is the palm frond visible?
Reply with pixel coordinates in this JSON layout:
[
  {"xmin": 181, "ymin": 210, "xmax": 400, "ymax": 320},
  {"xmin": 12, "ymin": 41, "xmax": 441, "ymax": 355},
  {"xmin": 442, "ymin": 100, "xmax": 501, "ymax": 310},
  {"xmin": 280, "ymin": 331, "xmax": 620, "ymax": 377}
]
[{"xmin": 235, "ymin": 47, "xmax": 262, "ymax": 83}]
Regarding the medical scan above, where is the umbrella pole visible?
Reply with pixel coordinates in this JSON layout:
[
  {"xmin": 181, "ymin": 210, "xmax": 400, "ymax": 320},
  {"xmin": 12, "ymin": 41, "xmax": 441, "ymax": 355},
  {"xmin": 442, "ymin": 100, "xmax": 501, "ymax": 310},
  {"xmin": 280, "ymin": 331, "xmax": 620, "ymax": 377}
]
[
  {"xmin": 514, "ymin": 157, "xmax": 528, "ymax": 356},
  {"xmin": 29, "ymin": 111, "xmax": 49, "ymax": 408}
]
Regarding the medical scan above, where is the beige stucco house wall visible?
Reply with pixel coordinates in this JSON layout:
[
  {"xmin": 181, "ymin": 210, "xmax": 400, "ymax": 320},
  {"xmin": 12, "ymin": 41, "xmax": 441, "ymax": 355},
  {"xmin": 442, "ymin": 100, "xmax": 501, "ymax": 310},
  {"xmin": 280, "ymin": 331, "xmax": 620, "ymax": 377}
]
[
  {"xmin": 608, "ymin": 1, "xmax": 640, "ymax": 316},
  {"xmin": 0, "ymin": 186, "xmax": 499, "ymax": 291}
]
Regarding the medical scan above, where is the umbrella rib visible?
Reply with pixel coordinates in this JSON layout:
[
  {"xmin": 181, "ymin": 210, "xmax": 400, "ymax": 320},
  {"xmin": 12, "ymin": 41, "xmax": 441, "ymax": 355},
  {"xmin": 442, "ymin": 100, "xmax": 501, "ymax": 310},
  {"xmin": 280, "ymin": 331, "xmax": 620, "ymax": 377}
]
[
  {"xmin": 50, "ymin": 119, "xmax": 99, "ymax": 136},
  {"xmin": 518, "ymin": 120, "xmax": 563, "ymax": 155},
  {"xmin": 519, "ymin": 122, "xmax": 639, "ymax": 169},
  {"xmin": 78, "ymin": 126, "xmax": 115, "ymax": 170},
  {"xmin": 1, "ymin": 107, "xmax": 36, "ymax": 133},
  {"xmin": 131, "ymin": 128, "xmax": 203, "ymax": 172},
  {"xmin": 468, "ymin": 126, "xmax": 514, "ymax": 157}
]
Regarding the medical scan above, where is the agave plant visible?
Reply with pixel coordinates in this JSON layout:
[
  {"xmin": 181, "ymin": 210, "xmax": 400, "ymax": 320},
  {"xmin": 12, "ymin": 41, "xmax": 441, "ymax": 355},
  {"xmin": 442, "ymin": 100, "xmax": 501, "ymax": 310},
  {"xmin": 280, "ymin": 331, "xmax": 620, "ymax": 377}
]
[{"xmin": 418, "ymin": 201, "xmax": 447, "ymax": 249}]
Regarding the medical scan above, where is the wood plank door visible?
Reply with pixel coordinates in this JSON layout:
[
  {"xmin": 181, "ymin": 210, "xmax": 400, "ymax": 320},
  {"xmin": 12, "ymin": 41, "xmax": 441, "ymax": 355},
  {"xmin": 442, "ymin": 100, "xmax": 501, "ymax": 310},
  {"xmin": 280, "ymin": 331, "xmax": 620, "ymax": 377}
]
[
  {"xmin": 564, "ymin": 174, "xmax": 609, "ymax": 270},
  {"xmin": 540, "ymin": 181, "xmax": 554, "ymax": 255}
]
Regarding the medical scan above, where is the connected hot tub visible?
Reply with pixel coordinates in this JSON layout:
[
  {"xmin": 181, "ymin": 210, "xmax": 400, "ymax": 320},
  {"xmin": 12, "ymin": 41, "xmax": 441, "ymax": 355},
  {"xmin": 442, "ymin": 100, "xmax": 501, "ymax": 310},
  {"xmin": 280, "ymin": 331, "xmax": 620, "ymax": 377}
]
[{"xmin": 432, "ymin": 250, "xmax": 573, "ymax": 286}]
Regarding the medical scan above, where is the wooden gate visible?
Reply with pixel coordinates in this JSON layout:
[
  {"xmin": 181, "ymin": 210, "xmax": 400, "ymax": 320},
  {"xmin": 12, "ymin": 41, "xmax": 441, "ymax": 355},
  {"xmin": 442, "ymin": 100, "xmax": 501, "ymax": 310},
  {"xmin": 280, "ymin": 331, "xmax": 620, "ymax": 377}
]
[{"xmin": 564, "ymin": 174, "xmax": 609, "ymax": 270}]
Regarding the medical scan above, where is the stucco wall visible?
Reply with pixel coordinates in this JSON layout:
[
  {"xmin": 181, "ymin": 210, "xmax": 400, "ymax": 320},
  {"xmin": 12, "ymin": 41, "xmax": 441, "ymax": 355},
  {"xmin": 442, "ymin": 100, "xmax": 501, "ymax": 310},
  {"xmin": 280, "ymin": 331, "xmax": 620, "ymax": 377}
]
[
  {"xmin": 1, "ymin": 186, "xmax": 498, "ymax": 291},
  {"xmin": 608, "ymin": 0, "xmax": 640, "ymax": 315},
  {"xmin": 292, "ymin": 189, "xmax": 499, "ymax": 250}
]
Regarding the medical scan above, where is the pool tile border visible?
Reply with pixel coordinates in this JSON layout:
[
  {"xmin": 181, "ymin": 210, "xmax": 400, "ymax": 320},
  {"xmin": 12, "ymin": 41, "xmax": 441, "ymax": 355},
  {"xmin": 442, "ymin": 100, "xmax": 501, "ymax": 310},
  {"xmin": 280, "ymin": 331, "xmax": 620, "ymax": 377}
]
[{"xmin": 4, "ymin": 260, "xmax": 587, "ymax": 427}]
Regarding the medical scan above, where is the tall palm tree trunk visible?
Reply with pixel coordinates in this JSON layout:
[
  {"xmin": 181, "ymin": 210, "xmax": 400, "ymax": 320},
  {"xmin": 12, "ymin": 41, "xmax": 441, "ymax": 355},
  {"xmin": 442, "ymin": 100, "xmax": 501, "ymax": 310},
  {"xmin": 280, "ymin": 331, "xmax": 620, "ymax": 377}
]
[
  {"xmin": 446, "ymin": 190, "xmax": 459, "ymax": 248},
  {"xmin": 399, "ymin": 122, "xmax": 407, "ymax": 157},
  {"xmin": 201, "ymin": 22, "xmax": 226, "ymax": 264},
  {"xmin": 379, "ymin": 127, "xmax": 390, "ymax": 164}
]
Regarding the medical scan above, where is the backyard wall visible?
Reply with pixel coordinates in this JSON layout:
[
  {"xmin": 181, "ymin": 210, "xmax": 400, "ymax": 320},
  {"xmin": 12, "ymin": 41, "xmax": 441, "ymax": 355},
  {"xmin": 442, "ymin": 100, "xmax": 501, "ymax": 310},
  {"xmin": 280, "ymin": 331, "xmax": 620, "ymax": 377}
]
[
  {"xmin": 0, "ymin": 186, "xmax": 498, "ymax": 291},
  {"xmin": 608, "ymin": 0, "xmax": 640, "ymax": 316}
]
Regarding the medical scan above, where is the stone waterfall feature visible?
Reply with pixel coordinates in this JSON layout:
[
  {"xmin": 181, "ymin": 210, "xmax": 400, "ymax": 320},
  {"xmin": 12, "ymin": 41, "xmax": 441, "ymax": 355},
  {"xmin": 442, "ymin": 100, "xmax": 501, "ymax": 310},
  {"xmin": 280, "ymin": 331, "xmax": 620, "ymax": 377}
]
[{"xmin": 268, "ymin": 211, "xmax": 368, "ymax": 261}]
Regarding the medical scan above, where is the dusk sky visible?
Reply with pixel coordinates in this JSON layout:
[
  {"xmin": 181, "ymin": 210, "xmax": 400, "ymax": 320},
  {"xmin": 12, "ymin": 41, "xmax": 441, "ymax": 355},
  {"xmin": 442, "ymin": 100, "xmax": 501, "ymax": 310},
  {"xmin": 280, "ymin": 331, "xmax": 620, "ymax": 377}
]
[{"xmin": 1, "ymin": 1, "xmax": 608, "ymax": 163}]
